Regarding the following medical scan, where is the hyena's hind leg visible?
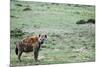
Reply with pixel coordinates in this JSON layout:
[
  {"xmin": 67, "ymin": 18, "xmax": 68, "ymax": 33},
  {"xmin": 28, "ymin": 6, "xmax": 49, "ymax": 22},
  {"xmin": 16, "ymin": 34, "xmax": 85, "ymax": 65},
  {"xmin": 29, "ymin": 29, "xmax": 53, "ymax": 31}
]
[
  {"xmin": 17, "ymin": 41, "xmax": 24, "ymax": 62},
  {"xmin": 18, "ymin": 50, "xmax": 23, "ymax": 62}
]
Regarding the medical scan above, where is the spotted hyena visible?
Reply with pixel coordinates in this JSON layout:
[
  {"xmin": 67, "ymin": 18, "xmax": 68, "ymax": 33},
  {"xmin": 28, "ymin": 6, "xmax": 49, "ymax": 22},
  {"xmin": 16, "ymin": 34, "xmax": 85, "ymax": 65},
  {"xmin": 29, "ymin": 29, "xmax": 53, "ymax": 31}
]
[{"xmin": 15, "ymin": 34, "xmax": 47, "ymax": 62}]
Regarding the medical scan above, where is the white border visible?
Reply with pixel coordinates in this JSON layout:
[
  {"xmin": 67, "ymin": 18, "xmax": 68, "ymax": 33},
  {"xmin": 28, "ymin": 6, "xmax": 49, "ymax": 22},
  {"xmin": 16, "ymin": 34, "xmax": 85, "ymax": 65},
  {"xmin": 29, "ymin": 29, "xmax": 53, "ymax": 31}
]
[
  {"xmin": 0, "ymin": 0, "xmax": 99, "ymax": 67},
  {"xmin": 0, "ymin": 0, "xmax": 10, "ymax": 67}
]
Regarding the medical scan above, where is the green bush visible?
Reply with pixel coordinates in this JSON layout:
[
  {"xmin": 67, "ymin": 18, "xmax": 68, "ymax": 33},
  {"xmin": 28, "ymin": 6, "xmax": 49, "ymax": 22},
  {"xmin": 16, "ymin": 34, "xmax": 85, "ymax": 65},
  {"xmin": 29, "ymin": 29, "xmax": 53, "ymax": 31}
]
[
  {"xmin": 87, "ymin": 19, "xmax": 95, "ymax": 24},
  {"xmin": 15, "ymin": 3, "xmax": 23, "ymax": 7},
  {"xmin": 23, "ymin": 7, "xmax": 32, "ymax": 11},
  {"xmin": 10, "ymin": 28, "xmax": 25, "ymax": 37},
  {"xmin": 76, "ymin": 19, "xmax": 95, "ymax": 24},
  {"xmin": 76, "ymin": 19, "xmax": 87, "ymax": 24}
]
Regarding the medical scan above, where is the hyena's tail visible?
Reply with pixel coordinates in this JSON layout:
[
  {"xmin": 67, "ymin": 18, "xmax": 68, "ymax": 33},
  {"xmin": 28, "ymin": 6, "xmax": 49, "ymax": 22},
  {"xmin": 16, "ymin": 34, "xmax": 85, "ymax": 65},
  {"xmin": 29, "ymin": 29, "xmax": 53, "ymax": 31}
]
[{"xmin": 15, "ymin": 47, "xmax": 18, "ymax": 55}]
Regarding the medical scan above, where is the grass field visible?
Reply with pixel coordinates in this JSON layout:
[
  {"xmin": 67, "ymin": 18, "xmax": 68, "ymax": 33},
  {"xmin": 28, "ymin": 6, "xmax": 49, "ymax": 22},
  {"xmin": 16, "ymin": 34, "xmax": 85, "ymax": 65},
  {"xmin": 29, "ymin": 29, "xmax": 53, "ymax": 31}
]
[{"xmin": 10, "ymin": 1, "xmax": 95, "ymax": 66}]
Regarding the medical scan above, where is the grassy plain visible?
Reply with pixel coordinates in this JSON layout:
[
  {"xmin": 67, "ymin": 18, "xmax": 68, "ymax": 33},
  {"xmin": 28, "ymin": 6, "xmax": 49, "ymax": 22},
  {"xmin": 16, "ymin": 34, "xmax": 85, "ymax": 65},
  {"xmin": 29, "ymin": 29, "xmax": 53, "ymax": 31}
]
[{"xmin": 10, "ymin": 1, "xmax": 95, "ymax": 66}]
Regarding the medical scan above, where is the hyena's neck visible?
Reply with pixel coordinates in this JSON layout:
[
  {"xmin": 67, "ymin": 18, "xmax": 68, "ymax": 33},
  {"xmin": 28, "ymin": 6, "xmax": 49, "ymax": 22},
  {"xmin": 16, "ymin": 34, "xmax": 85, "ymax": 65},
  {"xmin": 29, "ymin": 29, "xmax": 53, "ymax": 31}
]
[{"xmin": 37, "ymin": 42, "xmax": 42, "ymax": 49}]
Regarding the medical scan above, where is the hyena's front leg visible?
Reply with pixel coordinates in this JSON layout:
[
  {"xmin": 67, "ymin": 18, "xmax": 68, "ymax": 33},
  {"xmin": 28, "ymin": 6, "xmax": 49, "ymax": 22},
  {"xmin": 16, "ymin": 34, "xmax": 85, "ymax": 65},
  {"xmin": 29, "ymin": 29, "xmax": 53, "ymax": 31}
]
[
  {"xmin": 18, "ymin": 50, "xmax": 23, "ymax": 62},
  {"xmin": 34, "ymin": 47, "xmax": 39, "ymax": 62}
]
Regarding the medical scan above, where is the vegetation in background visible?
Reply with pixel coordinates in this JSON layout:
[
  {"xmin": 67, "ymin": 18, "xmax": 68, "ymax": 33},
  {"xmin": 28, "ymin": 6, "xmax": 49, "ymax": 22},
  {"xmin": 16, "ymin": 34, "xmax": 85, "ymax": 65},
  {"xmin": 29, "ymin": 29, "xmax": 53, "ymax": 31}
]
[{"xmin": 76, "ymin": 19, "xmax": 95, "ymax": 24}]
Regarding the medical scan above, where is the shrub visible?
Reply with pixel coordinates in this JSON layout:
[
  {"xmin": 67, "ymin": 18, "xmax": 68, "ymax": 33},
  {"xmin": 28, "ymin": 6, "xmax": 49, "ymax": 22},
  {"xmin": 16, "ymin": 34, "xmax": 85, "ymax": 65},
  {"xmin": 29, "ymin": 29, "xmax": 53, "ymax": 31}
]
[
  {"xmin": 15, "ymin": 4, "xmax": 23, "ymax": 7},
  {"xmin": 23, "ymin": 7, "xmax": 32, "ymax": 11},
  {"xmin": 10, "ymin": 28, "xmax": 25, "ymax": 38},
  {"xmin": 76, "ymin": 19, "xmax": 87, "ymax": 24},
  {"xmin": 87, "ymin": 19, "xmax": 95, "ymax": 24},
  {"xmin": 76, "ymin": 19, "xmax": 95, "ymax": 24}
]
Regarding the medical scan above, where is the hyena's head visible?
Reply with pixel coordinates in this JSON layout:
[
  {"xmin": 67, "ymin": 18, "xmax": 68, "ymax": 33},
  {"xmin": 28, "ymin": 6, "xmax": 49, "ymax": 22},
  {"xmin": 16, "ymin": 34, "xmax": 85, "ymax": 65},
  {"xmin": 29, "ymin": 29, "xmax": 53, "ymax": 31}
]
[{"xmin": 38, "ymin": 34, "xmax": 47, "ymax": 44}]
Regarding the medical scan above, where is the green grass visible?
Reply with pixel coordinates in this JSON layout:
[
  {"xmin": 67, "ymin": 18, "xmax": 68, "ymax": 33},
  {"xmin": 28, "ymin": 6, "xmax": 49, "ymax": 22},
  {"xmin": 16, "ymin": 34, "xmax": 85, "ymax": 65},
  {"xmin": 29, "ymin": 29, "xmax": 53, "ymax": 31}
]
[{"xmin": 10, "ymin": 1, "xmax": 95, "ymax": 66}]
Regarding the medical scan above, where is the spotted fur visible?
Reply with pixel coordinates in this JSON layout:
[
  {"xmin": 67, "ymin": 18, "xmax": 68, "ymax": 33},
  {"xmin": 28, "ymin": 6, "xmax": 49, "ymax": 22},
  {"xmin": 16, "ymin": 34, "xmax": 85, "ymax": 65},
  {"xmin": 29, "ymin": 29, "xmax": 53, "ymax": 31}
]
[{"xmin": 15, "ymin": 34, "xmax": 47, "ymax": 62}]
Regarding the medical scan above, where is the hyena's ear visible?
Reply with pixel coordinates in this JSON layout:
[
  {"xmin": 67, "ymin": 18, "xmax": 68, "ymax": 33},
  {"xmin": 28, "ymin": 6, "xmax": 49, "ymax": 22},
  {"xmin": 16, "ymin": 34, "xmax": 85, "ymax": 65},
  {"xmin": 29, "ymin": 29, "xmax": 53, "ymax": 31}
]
[
  {"xmin": 45, "ymin": 35, "xmax": 47, "ymax": 38},
  {"xmin": 39, "ymin": 34, "xmax": 41, "ymax": 37}
]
